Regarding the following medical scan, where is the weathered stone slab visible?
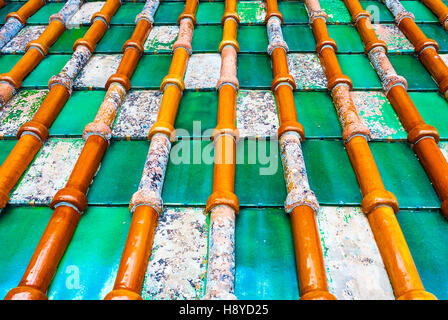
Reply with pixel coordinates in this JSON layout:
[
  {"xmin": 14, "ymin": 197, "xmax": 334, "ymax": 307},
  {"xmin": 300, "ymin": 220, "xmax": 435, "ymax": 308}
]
[
  {"xmin": 144, "ymin": 26, "xmax": 179, "ymax": 53},
  {"xmin": 10, "ymin": 138, "xmax": 84, "ymax": 205},
  {"xmin": 317, "ymin": 206, "xmax": 395, "ymax": 300},
  {"xmin": 373, "ymin": 24, "xmax": 414, "ymax": 53},
  {"xmin": 184, "ymin": 53, "xmax": 221, "ymax": 90},
  {"xmin": 74, "ymin": 54, "xmax": 122, "ymax": 89},
  {"xmin": 1, "ymin": 26, "xmax": 45, "ymax": 54},
  {"xmin": 287, "ymin": 53, "xmax": 327, "ymax": 89},
  {"xmin": 141, "ymin": 207, "xmax": 208, "ymax": 300},
  {"xmin": 67, "ymin": 1, "xmax": 105, "ymax": 27}
]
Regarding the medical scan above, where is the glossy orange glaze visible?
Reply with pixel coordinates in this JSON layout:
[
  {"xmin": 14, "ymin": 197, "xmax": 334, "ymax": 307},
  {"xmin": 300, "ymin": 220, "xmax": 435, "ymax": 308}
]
[
  {"xmin": 308, "ymin": 0, "xmax": 436, "ymax": 299},
  {"xmin": 422, "ymin": 0, "xmax": 448, "ymax": 29}
]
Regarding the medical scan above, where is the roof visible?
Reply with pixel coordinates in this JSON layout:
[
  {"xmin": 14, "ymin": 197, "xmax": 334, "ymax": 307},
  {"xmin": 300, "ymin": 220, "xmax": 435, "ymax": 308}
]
[{"xmin": 0, "ymin": 0, "xmax": 446, "ymax": 300}]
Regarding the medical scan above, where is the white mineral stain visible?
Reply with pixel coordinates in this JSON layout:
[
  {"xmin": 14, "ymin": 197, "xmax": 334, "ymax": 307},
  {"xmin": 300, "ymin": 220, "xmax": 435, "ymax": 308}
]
[
  {"xmin": 236, "ymin": 90, "xmax": 279, "ymax": 138},
  {"xmin": 10, "ymin": 138, "xmax": 84, "ymax": 205},
  {"xmin": 1, "ymin": 26, "xmax": 46, "ymax": 54},
  {"xmin": 0, "ymin": 89, "xmax": 48, "ymax": 136},
  {"xmin": 184, "ymin": 53, "xmax": 221, "ymax": 89},
  {"xmin": 317, "ymin": 206, "xmax": 395, "ymax": 300},
  {"xmin": 373, "ymin": 24, "xmax": 414, "ymax": 53},
  {"xmin": 141, "ymin": 207, "xmax": 208, "ymax": 300},
  {"xmin": 74, "ymin": 54, "xmax": 122, "ymax": 89},
  {"xmin": 237, "ymin": 1, "xmax": 266, "ymax": 23},
  {"xmin": 350, "ymin": 91, "xmax": 405, "ymax": 140},
  {"xmin": 287, "ymin": 53, "xmax": 327, "ymax": 89},
  {"xmin": 438, "ymin": 142, "xmax": 448, "ymax": 162},
  {"xmin": 67, "ymin": 1, "xmax": 106, "ymax": 27},
  {"xmin": 144, "ymin": 26, "xmax": 179, "ymax": 52}
]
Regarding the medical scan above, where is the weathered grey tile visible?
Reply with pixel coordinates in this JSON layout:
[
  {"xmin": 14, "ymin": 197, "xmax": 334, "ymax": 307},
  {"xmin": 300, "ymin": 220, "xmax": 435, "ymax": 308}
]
[
  {"xmin": 351, "ymin": 91, "xmax": 405, "ymax": 140},
  {"xmin": 287, "ymin": 53, "xmax": 327, "ymax": 89},
  {"xmin": 67, "ymin": 1, "xmax": 105, "ymax": 27},
  {"xmin": 10, "ymin": 138, "xmax": 84, "ymax": 205},
  {"xmin": 112, "ymin": 90, "xmax": 162, "ymax": 139},
  {"xmin": 0, "ymin": 89, "xmax": 48, "ymax": 136},
  {"xmin": 74, "ymin": 54, "xmax": 122, "ymax": 89},
  {"xmin": 317, "ymin": 206, "xmax": 395, "ymax": 300},
  {"xmin": 144, "ymin": 26, "xmax": 179, "ymax": 52},
  {"xmin": 141, "ymin": 207, "xmax": 208, "ymax": 300},
  {"xmin": 184, "ymin": 53, "xmax": 221, "ymax": 90},
  {"xmin": 236, "ymin": 90, "xmax": 278, "ymax": 138},
  {"xmin": 373, "ymin": 24, "xmax": 414, "ymax": 53},
  {"xmin": 1, "ymin": 26, "xmax": 45, "ymax": 54}
]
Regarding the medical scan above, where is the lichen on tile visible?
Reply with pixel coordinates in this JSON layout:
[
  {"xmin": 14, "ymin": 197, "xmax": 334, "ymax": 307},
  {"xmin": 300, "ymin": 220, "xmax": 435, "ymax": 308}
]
[
  {"xmin": 317, "ymin": 206, "xmax": 395, "ymax": 300},
  {"xmin": 184, "ymin": 53, "xmax": 221, "ymax": 89},
  {"xmin": 0, "ymin": 89, "xmax": 48, "ymax": 137},
  {"xmin": 350, "ymin": 91, "xmax": 405, "ymax": 140},
  {"xmin": 236, "ymin": 90, "xmax": 278, "ymax": 138},
  {"xmin": 112, "ymin": 90, "xmax": 162, "ymax": 139},
  {"xmin": 372, "ymin": 24, "xmax": 414, "ymax": 53},
  {"xmin": 74, "ymin": 54, "xmax": 122, "ymax": 89},
  {"xmin": 287, "ymin": 53, "xmax": 327, "ymax": 89},
  {"xmin": 1, "ymin": 26, "xmax": 46, "ymax": 54},
  {"xmin": 10, "ymin": 138, "xmax": 84, "ymax": 205},
  {"xmin": 144, "ymin": 26, "xmax": 179, "ymax": 53},
  {"xmin": 237, "ymin": 1, "xmax": 266, "ymax": 24},
  {"xmin": 141, "ymin": 207, "xmax": 209, "ymax": 300},
  {"xmin": 67, "ymin": 1, "xmax": 105, "ymax": 27}
]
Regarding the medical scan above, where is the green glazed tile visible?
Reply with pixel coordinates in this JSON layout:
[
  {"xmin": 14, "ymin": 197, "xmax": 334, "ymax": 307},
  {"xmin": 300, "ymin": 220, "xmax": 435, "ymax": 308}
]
[
  {"xmin": 174, "ymin": 91, "xmax": 218, "ymax": 138},
  {"xmin": 235, "ymin": 139, "xmax": 285, "ymax": 206},
  {"xmin": 328, "ymin": 25, "xmax": 365, "ymax": 53},
  {"xmin": 0, "ymin": 206, "xmax": 53, "ymax": 299},
  {"xmin": 397, "ymin": 209, "xmax": 448, "ymax": 300},
  {"xmin": 95, "ymin": 26, "xmax": 135, "ymax": 53},
  {"xmin": 283, "ymin": 25, "xmax": 316, "ymax": 52},
  {"xmin": 360, "ymin": 0, "xmax": 394, "ymax": 23},
  {"xmin": 238, "ymin": 25, "xmax": 268, "ymax": 53},
  {"xmin": 27, "ymin": 3, "xmax": 64, "ymax": 25},
  {"xmin": 408, "ymin": 92, "xmax": 448, "ymax": 140},
  {"xmin": 22, "ymin": 55, "xmax": 72, "ymax": 88},
  {"xmin": 87, "ymin": 140, "xmax": 149, "ymax": 205},
  {"xmin": 294, "ymin": 91, "xmax": 342, "ymax": 139},
  {"xmin": 302, "ymin": 139, "xmax": 362, "ymax": 206},
  {"xmin": 50, "ymin": 90, "xmax": 106, "ymax": 137},
  {"xmin": 401, "ymin": 1, "xmax": 439, "ymax": 23},
  {"xmin": 337, "ymin": 54, "xmax": 382, "ymax": 90},
  {"xmin": 370, "ymin": 142, "xmax": 440, "ymax": 208},
  {"xmin": 153, "ymin": 2, "xmax": 185, "ymax": 25},
  {"xmin": 110, "ymin": 2, "xmax": 144, "ymax": 25},
  {"xmin": 131, "ymin": 54, "xmax": 172, "ymax": 89},
  {"xmin": 191, "ymin": 25, "xmax": 222, "ymax": 53},
  {"xmin": 418, "ymin": 24, "xmax": 448, "ymax": 53},
  {"xmin": 196, "ymin": 2, "xmax": 224, "ymax": 24},
  {"xmin": 0, "ymin": 139, "xmax": 17, "ymax": 164},
  {"xmin": 48, "ymin": 206, "xmax": 132, "ymax": 300},
  {"xmin": 279, "ymin": 1, "xmax": 309, "ymax": 24},
  {"xmin": 235, "ymin": 207, "xmax": 300, "ymax": 300},
  {"xmin": 388, "ymin": 55, "xmax": 438, "ymax": 91},
  {"xmin": 238, "ymin": 54, "xmax": 272, "ymax": 89}
]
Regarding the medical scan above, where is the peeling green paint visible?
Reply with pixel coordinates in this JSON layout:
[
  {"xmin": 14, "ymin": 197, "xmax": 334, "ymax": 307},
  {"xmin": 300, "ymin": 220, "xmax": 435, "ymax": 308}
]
[{"xmin": 237, "ymin": 1, "xmax": 266, "ymax": 24}]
